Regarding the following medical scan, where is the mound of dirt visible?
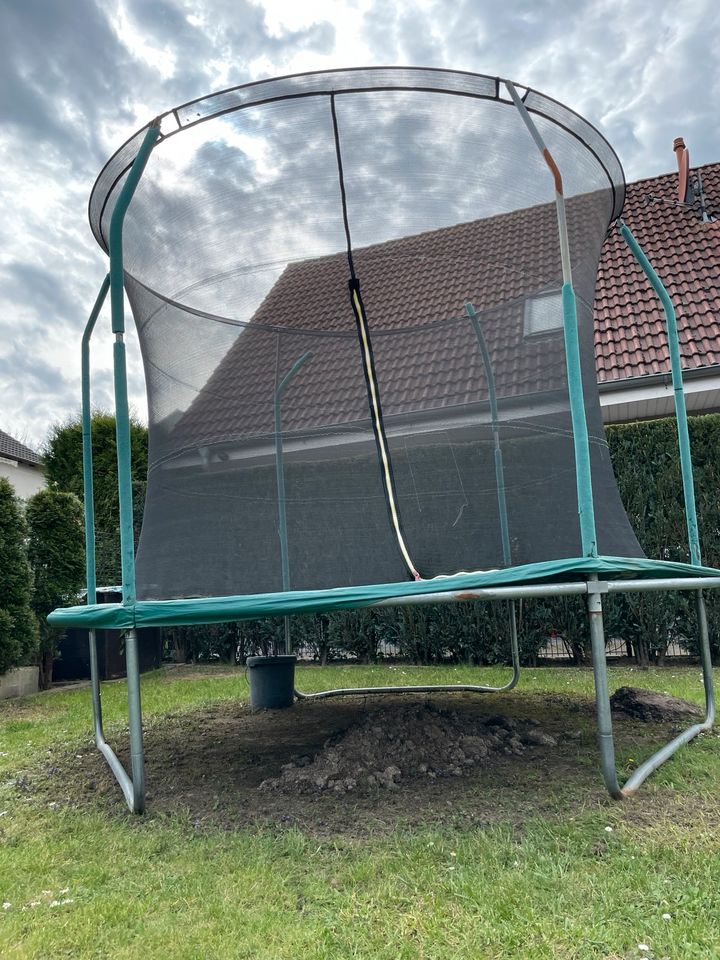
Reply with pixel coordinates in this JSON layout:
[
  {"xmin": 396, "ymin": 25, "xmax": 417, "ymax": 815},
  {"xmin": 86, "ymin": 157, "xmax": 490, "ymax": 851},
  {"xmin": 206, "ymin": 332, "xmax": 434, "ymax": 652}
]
[
  {"xmin": 610, "ymin": 686, "xmax": 703, "ymax": 722},
  {"xmin": 259, "ymin": 701, "xmax": 558, "ymax": 795}
]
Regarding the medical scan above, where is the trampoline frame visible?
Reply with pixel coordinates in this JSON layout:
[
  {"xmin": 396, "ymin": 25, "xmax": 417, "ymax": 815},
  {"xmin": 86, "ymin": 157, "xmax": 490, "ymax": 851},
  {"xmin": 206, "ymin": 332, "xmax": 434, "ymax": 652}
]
[{"xmin": 57, "ymin": 71, "xmax": 717, "ymax": 813}]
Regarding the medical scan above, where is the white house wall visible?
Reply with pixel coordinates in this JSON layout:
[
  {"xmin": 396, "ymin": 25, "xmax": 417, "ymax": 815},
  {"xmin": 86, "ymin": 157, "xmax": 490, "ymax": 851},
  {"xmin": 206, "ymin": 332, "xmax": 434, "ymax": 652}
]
[{"xmin": 0, "ymin": 457, "xmax": 45, "ymax": 499}]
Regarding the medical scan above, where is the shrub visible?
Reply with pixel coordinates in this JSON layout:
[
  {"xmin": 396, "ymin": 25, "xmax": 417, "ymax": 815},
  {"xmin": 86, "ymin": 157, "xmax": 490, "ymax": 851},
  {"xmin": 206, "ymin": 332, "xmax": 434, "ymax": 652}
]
[
  {"xmin": 43, "ymin": 413, "xmax": 147, "ymax": 586},
  {"xmin": 0, "ymin": 478, "xmax": 37, "ymax": 674},
  {"xmin": 26, "ymin": 488, "xmax": 85, "ymax": 688}
]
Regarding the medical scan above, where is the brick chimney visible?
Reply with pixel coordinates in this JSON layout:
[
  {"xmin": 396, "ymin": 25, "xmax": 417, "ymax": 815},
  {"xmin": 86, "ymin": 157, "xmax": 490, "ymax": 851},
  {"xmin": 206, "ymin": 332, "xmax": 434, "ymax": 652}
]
[{"xmin": 673, "ymin": 137, "xmax": 692, "ymax": 203}]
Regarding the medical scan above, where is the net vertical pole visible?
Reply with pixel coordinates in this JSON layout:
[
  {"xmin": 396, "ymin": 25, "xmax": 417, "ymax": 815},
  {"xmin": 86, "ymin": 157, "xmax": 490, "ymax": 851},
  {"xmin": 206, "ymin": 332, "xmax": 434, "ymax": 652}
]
[
  {"xmin": 81, "ymin": 273, "xmax": 145, "ymax": 813},
  {"xmin": 108, "ymin": 119, "xmax": 161, "ymax": 608},
  {"xmin": 82, "ymin": 275, "xmax": 109, "ymax": 774},
  {"xmin": 618, "ymin": 222, "xmax": 701, "ymax": 566},
  {"xmin": 106, "ymin": 119, "xmax": 160, "ymax": 815},
  {"xmin": 82, "ymin": 274, "xmax": 110, "ymax": 608},
  {"xmin": 274, "ymin": 350, "xmax": 313, "ymax": 654},
  {"xmin": 464, "ymin": 301, "xmax": 511, "ymax": 565},
  {"xmin": 504, "ymin": 80, "xmax": 597, "ymax": 557}
]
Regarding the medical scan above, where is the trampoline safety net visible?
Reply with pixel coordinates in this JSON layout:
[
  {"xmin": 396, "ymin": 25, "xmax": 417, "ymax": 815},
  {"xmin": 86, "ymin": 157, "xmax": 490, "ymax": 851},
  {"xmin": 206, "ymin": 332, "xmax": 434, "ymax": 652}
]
[{"xmin": 89, "ymin": 68, "xmax": 642, "ymax": 601}]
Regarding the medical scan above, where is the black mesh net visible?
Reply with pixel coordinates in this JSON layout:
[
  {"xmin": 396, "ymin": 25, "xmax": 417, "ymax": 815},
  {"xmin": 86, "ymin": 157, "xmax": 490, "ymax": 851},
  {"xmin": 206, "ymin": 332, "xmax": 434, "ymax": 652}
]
[{"xmin": 90, "ymin": 68, "xmax": 640, "ymax": 601}]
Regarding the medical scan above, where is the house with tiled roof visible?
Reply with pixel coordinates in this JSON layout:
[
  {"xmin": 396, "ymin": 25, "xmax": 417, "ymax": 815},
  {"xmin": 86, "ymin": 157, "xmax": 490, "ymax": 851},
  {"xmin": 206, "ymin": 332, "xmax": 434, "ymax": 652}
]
[
  {"xmin": 0, "ymin": 429, "xmax": 45, "ymax": 499},
  {"xmin": 171, "ymin": 154, "xmax": 719, "ymax": 457},
  {"xmin": 596, "ymin": 155, "xmax": 719, "ymax": 422}
]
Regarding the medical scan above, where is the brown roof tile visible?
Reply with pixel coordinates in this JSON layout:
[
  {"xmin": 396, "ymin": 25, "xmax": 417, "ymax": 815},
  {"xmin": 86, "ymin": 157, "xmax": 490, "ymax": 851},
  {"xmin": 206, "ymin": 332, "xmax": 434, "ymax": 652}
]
[
  {"xmin": 0, "ymin": 429, "xmax": 41, "ymax": 466},
  {"xmin": 172, "ymin": 162, "xmax": 720, "ymax": 450},
  {"xmin": 596, "ymin": 162, "xmax": 720, "ymax": 381}
]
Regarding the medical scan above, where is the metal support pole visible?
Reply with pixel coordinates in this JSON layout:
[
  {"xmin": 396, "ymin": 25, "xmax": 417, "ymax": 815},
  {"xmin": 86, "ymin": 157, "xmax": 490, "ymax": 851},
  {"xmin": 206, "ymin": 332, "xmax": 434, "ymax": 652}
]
[
  {"xmin": 616, "ymin": 591, "xmax": 715, "ymax": 797},
  {"xmin": 464, "ymin": 301, "xmax": 511, "ymax": 565},
  {"xmin": 588, "ymin": 575, "xmax": 715, "ymax": 799},
  {"xmin": 295, "ymin": 600, "xmax": 520, "ymax": 701},
  {"xmin": 81, "ymin": 276, "xmax": 144, "ymax": 812},
  {"xmin": 274, "ymin": 350, "xmax": 313, "ymax": 655},
  {"xmin": 82, "ymin": 274, "xmax": 109, "ymax": 608},
  {"xmin": 124, "ymin": 629, "xmax": 146, "ymax": 811},
  {"xmin": 108, "ymin": 119, "xmax": 161, "ymax": 607},
  {"xmin": 619, "ymin": 222, "xmax": 701, "ymax": 566},
  {"xmin": 587, "ymin": 577, "xmax": 622, "ymax": 797},
  {"xmin": 85, "ymin": 120, "xmax": 159, "ymax": 813},
  {"xmin": 504, "ymin": 79, "xmax": 597, "ymax": 557}
]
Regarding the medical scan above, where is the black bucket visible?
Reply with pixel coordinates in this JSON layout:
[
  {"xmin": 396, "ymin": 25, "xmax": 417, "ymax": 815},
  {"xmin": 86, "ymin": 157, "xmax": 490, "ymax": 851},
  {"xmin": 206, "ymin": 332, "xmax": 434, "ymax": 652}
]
[{"xmin": 246, "ymin": 655, "xmax": 297, "ymax": 710}]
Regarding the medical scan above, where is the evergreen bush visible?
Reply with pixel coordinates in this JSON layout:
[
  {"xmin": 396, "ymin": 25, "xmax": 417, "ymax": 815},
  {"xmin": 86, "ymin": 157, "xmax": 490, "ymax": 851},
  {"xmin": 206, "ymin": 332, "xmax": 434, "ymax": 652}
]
[
  {"xmin": 0, "ymin": 477, "xmax": 37, "ymax": 675},
  {"xmin": 26, "ymin": 487, "xmax": 85, "ymax": 688}
]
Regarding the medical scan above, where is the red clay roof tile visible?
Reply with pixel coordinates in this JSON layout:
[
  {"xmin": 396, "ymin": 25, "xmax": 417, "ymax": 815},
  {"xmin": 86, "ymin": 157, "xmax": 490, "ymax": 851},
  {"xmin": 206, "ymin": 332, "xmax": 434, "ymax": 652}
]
[
  {"xmin": 173, "ymin": 162, "xmax": 719, "ymax": 447},
  {"xmin": 596, "ymin": 161, "xmax": 720, "ymax": 382}
]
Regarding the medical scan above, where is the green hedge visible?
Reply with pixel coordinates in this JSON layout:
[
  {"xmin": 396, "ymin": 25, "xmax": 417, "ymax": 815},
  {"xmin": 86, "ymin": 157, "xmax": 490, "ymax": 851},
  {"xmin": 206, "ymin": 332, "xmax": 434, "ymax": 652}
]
[
  {"xmin": 0, "ymin": 478, "xmax": 38, "ymax": 675},
  {"xmin": 606, "ymin": 415, "xmax": 720, "ymax": 665}
]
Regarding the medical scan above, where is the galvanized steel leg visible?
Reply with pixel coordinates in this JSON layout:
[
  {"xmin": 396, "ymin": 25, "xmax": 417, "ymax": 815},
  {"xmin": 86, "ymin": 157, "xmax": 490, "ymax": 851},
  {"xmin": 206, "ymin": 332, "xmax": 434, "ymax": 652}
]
[
  {"xmin": 88, "ymin": 628, "xmax": 145, "ymax": 814},
  {"xmin": 124, "ymin": 629, "xmax": 146, "ymax": 811},
  {"xmin": 589, "ymin": 578, "xmax": 715, "ymax": 799},
  {"xmin": 587, "ymin": 581, "xmax": 622, "ymax": 797},
  {"xmin": 294, "ymin": 599, "xmax": 520, "ymax": 701}
]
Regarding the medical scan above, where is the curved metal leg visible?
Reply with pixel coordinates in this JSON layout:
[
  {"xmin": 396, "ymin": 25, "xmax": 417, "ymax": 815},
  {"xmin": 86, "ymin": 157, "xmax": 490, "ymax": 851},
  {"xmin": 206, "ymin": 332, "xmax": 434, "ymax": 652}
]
[
  {"xmin": 294, "ymin": 600, "xmax": 520, "ymax": 701},
  {"xmin": 588, "ymin": 579, "xmax": 715, "ymax": 799},
  {"xmin": 89, "ymin": 628, "xmax": 146, "ymax": 813}
]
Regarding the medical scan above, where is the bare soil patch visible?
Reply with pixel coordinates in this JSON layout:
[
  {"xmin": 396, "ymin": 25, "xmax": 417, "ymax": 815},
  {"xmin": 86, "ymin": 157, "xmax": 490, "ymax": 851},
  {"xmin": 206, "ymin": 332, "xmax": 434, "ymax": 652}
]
[{"xmin": 23, "ymin": 691, "xmax": 715, "ymax": 836}]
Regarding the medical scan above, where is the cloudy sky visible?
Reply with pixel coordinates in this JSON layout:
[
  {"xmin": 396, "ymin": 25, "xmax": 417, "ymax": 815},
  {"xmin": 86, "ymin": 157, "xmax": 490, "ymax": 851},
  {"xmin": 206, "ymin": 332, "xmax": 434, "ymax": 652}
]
[{"xmin": 1, "ymin": 0, "xmax": 718, "ymax": 451}]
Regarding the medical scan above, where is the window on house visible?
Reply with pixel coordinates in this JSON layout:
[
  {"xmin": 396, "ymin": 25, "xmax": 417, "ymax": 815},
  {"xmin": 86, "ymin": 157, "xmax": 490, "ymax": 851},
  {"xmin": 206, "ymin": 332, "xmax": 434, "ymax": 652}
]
[{"xmin": 523, "ymin": 291, "xmax": 563, "ymax": 337}]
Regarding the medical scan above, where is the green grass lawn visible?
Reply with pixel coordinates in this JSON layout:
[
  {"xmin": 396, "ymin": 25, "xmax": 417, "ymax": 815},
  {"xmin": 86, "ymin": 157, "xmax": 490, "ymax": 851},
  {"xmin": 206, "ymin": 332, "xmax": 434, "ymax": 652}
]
[{"xmin": 1, "ymin": 663, "xmax": 719, "ymax": 959}]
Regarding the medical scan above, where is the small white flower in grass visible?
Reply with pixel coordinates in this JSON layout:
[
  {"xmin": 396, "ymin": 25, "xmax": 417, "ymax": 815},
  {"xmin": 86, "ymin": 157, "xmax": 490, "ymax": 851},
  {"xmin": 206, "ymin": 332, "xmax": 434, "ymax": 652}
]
[
  {"xmin": 638, "ymin": 945, "xmax": 650, "ymax": 952},
  {"xmin": 604, "ymin": 826, "xmax": 613, "ymax": 833},
  {"xmin": 2, "ymin": 903, "xmax": 10, "ymax": 910},
  {"xmin": 662, "ymin": 913, "xmax": 672, "ymax": 921},
  {"xmin": 450, "ymin": 851, "xmax": 456, "ymax": 857}
]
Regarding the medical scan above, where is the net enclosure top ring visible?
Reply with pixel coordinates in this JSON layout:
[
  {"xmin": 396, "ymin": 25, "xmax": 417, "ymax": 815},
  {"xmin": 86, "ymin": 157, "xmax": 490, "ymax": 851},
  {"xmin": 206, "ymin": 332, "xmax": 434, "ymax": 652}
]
[{"xmin": 89, "ymin": 67, "xmax": 625, "ymax": 256}]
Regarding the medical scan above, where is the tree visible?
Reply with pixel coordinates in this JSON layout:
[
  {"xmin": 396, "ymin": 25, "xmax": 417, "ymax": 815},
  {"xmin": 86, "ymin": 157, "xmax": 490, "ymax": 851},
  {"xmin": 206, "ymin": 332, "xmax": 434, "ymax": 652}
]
[
  {"xmin": 26, "ymin": 488, "xmax": 86, "ymax": 688},
  {"xmin": 0, "ymin": 478, "xmax": 37, "ymax": 675},
  {"xmin": 43, "ymin": 413, "xmax": 148, "ymax": 586}
]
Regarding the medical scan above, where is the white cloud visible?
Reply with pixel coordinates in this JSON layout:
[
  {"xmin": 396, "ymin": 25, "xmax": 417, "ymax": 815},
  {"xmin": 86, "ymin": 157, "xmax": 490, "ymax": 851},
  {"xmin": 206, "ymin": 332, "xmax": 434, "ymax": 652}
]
[{"xmin": 0, "ymin": 0, "xmax": 716, "ymax": 451}]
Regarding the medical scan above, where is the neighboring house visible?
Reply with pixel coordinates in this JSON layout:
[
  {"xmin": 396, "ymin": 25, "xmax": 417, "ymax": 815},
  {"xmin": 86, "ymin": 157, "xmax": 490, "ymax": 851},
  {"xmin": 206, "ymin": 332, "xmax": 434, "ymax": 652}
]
[
  {"xmin": 0, "ymin": 429, "xmax": 44, "ymax": 499},
  {"xmin": 596, "ymin": 155, "xmax": 719, "ymax": 422},
  {"xmin": 172, "ymin": 155, "xmax": 720, "ymax": 453}
]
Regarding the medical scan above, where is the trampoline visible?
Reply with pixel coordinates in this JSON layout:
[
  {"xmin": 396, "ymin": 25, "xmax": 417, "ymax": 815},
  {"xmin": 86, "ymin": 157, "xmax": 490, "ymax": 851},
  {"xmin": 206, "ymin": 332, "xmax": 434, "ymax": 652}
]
[{"xmin": 49, "ymin": 67, "xmax": 717, "ymax": 813}]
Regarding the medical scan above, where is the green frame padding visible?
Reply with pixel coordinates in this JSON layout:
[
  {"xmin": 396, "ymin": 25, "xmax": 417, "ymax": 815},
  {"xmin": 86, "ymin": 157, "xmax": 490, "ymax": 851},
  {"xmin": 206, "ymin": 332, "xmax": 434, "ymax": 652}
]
[{"xmin": 48, "ymin": 555, "xmax": 720, "ymax": 630}]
